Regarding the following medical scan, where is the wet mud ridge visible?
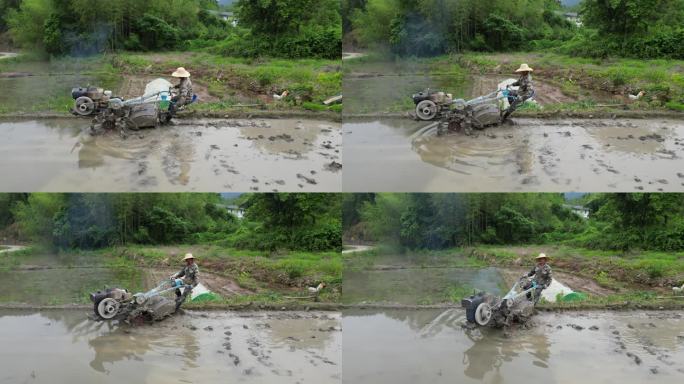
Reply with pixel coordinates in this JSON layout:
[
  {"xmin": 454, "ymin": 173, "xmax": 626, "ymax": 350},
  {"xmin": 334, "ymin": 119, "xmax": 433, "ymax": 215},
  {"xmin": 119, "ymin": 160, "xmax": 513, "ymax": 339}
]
[
  {"xmin": 0, "ymin": 117, "xmax": 342, "ymax": 192},
  {"xmin": 344, "ymin": 117, "xmax": 684, "ymax": 192}
]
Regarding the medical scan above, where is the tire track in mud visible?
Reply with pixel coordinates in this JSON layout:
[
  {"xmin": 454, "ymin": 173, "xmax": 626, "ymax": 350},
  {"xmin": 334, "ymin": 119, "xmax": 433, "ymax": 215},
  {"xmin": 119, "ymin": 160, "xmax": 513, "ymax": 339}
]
[{"xmin": 344, "ymin": 117, "xmax": 684, "ymax": 192}]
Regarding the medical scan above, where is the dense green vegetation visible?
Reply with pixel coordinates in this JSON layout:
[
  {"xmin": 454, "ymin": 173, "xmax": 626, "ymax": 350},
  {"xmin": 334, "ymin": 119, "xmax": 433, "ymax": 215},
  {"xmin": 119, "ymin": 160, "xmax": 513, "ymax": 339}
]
[
  {"xmin": 0, "ymin": 193, "xmax": 342, "ymax": 252},
  {"xmin": 344, "ymin": 0, "xmax": 684, "ymax": 59},
  {"xmin": 343, "ymin": 193, "xmax": 684, "ymax": 252},
  {"xmin": 2, "ymin": 0, "xmax": 341, "ymax": 59}
]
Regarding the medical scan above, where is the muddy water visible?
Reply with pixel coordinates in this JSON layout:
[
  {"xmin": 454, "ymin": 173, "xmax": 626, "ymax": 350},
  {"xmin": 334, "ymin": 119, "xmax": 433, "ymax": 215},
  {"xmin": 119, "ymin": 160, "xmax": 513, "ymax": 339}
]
[
  {"xmin": 343, "ymin": 118, "xmax": 684, "ymax": 192},
  {"xmin": 0, "ymin": 118, "xmax": 341, "ymax": 192},
  {"xmin": 0, "ymin": 310, "xmax": 341, "ymax": 384},
  {"xmin": 0, "ymin": 252, "xmax": 144, "ymax": 305},
  {"xmin": 343, "ymin": 309, "xmax": 684, "ymax": 384},
  {"xmin": 343, "ymin": 267, "xmax": 504, "ymax": 305},
  {"xmin": 0, "ymin": 60, "xmax": 105, "ymax": 111}
]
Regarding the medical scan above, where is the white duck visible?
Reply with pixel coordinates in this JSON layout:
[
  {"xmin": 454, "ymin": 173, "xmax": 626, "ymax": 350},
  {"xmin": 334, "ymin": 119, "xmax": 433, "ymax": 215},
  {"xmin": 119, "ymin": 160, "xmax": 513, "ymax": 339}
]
[
  {"xmin": 273, "ymin": 90, "xmax": 289, "ymax": 100},
  {"xmin": 628, "ymin": 91, "xmax": 645, "ymax": 100},
  {"xmin": 308, "ymin": 282, "xmax": 326, "ymax": 293},
  {"xmin": 673, "ymin": 283, "xmax": 684, "ymax": 295}
]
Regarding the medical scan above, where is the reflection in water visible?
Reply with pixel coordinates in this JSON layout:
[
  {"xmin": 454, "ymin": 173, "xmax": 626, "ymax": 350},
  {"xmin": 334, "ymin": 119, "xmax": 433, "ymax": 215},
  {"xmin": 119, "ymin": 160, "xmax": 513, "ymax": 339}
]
[
  {"xmin": 0, "ymin": 310, "xmax": 341, "ymax": 384},
  {"xmin": 345, "ymin": 117, "xmax": 684, "ymax": 192},
  {"xmin": 343, "ymin": 309, "xmax": 684, "ymax": 384},
  {"xmin": 0, "ymin": 118, "xmax": 341, "ymax": 192},
  {"xmin": 87, "ymin": 324, "xmax": 199, "ymax": 373},
  {"xmin": 462, "ymin": 327, "xmax": 550, "ymax": 382}
]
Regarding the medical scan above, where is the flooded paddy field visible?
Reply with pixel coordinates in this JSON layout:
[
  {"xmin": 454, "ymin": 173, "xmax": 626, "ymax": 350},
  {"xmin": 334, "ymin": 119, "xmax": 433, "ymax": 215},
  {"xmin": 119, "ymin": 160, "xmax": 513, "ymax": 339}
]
[
  {"xmin": 0, "ymin": 117, "xmax": 341, "ymax": 192},
  {"xmin": 0, "ymin": 251, "xmax": 144, "ymax": 305},
  {"xmin": 343, "ymin": 308, "xmax": 684, "ymax": 384},
  {"xmin": 0, "ymin": 309, "xmax": 341, "ymax": 384},
  {"xmin": 343, "ymin": 117, "xmax": 684, "ymax": 192},
  {"xmin": 343, "ymin": 267, "xmax": 504, "ymax": 305}
]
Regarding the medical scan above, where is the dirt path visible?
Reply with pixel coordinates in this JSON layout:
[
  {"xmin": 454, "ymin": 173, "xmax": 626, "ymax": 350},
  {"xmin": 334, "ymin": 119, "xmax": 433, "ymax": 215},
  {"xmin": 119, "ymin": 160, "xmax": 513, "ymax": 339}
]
[
  {"xmin": 0, "ymin": 52, "xmax": 19, "ymax": 60},
  {"xmin": 499, "ymin": 267, "xmax": 614, "ymax": 297},
  {"xmin": 0, "ymin": 245, "xmax": 26, "ymax": 254},
  {"xmin": 117, "ymin": 74, "xmax": 219, "ymax": 102},
  {"xmin": 343, "ymin": 52, "xmax": 366, "ymax": 61},
  {"xmin": 146, "ymin": 268, "xmax": 253, "ymax": 297},
  {"xmin": 342, "ymin": 244, "xmax": 374, "ymax": 254},
  {"xmin": 468, "ymin": 74, "xmax": 582, "ymax": 105}
]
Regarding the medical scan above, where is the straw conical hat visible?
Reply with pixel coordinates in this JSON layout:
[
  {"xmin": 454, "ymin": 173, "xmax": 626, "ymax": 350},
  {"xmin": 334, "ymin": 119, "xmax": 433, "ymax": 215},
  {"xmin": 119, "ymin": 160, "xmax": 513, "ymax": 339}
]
[
  {"xmin": 183, "ymin": 253, "xmax": 195, "ymax": 261},
  {"xmin": 515, "ymin": 63, "xmax": 533, "ymax": 72},
  {"xmin": 536, "ymin": 253, "xmax": 549, "ymax": 260},
  {"xmin": 172, "ymin": 67, "xmax": 191, "ymax": 78}
]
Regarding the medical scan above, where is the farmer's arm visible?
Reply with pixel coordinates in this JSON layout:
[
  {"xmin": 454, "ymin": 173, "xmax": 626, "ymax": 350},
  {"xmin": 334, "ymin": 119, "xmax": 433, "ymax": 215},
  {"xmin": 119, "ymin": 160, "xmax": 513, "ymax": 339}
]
[{"xmin": 174, "ymin": 268, "xmax": 186, "ymax": 278}]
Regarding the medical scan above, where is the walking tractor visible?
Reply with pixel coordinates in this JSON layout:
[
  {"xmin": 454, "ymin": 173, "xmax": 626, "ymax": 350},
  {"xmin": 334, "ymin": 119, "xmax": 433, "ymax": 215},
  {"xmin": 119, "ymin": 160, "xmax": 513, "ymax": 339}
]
[
  {"xmin": 461, "ymin": 276, "xmax": 540, "ymax": 328},
  {"xmin": 90, "ymin": 278, "xmax": 192, "ymax": 323}
]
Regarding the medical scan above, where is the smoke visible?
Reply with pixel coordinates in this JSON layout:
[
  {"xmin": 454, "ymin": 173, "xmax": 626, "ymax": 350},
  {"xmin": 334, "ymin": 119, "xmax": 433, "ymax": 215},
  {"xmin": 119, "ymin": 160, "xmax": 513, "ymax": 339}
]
[{"xmin": 64, "ymin": 23, "xmax": 113, "ymax": 57}]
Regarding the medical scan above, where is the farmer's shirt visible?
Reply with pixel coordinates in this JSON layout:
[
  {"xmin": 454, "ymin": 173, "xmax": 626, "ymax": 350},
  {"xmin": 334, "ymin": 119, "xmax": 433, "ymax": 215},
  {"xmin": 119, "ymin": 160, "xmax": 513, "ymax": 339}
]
[
  {"xmin": 527, "ymin": 263, "xmax": 552, "ymax": 288},
  {"xmin": 176, "ymin": 263, "xmax": 199, "ymax": 287},
  {"xmin": 512, "ymin": 73, "xmax": 533, "ymax": 98},
  {"xmin": 176, "ymin": 78, "xmax": 193, "ymax": 102}
]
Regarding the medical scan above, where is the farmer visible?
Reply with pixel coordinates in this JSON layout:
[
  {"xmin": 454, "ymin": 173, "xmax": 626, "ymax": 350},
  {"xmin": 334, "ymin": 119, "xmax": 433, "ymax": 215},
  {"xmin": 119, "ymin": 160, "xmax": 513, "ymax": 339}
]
[
  {"xmin": 503, "ymin": 63, "xmax": 535, "ymax": 119},
  {"xmin": 523, "ymin": 253, "xmax": 552, "ymax": 304},
  {"xmin": 171, "ymin": 253, "xmax": 199, "ymax": 310},
  {"xmin": 169, "ymin": 67, "xmax": 193, "ymax": 114}
]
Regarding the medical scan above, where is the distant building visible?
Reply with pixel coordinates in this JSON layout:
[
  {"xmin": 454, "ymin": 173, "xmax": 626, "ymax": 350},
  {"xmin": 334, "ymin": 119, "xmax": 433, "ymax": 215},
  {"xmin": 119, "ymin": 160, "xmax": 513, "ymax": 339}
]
[
  {"xmin": 564, "ymin": 204, "xmax": 590, "ymax": 219},
  {"xmin": 216, "ymin": 204, "xmax": 245, "ymax": 219},
  {"xmin": 207, "ymin": 10, "xmax": 238, "ymax": 26},
  {"xmin": 564, "ymin": 12, "xmax": 582, "ymax": 27}
]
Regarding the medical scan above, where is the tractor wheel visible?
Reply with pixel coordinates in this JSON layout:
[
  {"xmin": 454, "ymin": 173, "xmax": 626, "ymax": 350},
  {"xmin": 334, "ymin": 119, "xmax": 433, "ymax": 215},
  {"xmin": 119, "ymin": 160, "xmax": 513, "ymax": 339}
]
[
  {"xmin": 474, "ymin": 302, "xmax": 493, "ymax": 326},
  {"xmin": 95, "ymin": 297, "xmax": 120, "ymax": 320},
  {"xmin": 415, "ymin": 100, "xmax": 438, "ymax": 120},
  {"xmin": 465, "ymin": 295, "xmax": 484, "ymax": 323},
  {"xmin": 74, "ymin": 96, "xmax": 96, "ymax": 116}
]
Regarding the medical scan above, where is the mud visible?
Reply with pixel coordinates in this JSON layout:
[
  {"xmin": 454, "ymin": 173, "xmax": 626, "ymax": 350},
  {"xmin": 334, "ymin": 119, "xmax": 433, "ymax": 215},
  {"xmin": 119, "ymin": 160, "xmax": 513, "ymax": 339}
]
[
  {"xmin": 343, "ymin": 308, "xmax": 684, "ymax": 384},
  {"xmin": 118, "ymin": 74, "xmax": 219, "ymax": 103},
  {"xmin": 343, "ymin": 117, "xmax": 684, "ymax": 192},
  {"xmin": 0, "ymin": 309, "xmax": 341, "ymax": 384},
  {"xmin": 146, "ymin": 268, "xmax": 253, "ymax": 298},
  {"xmin": 0, "ymin": 118, "xmax": 341, "ymax": 192}
]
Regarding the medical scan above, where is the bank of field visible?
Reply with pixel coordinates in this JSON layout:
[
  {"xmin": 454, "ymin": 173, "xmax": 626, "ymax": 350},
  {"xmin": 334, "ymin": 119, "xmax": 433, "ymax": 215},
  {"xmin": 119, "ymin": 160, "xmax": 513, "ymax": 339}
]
[
  {"xmin": 0, "ymin": 245, "xmax": 341, "ymax": 307},
  {"xmin": 344, "ymin": 245, "xmax": 684, "ymax": 308},
  {"xmin": 0, "ymin": 52, "xmax": 342, "ymax": 116},
  {"xmin": 344, "ymin": 52, "xmax": 684, "ymax": 115}
]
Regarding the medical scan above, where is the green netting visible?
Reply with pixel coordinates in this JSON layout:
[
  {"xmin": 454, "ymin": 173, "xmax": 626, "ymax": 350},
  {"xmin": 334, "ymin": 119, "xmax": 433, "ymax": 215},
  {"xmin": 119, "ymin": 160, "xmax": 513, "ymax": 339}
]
[
  {"xmin": 191, "ymin": 292, "xmax": 221, "ymax": 302},
  {"xmin": 561, "ymin": 292, "xmax": 587, "ymax": 302}
]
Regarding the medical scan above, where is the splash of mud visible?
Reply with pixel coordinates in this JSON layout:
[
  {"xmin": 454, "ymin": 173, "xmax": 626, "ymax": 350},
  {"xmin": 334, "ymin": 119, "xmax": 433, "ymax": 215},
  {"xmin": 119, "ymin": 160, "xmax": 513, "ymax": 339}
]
[
  {"xmin": 344, "ymin": 118, "xmax": 684, "ymax": 192},
  {"xmin": 0, "ymin": 310, "xmax": 341, "ymax": 384},
  {"xmin": 0, "ymin": 118, "xmax": 341, "ymax": 192},
  {"xmin": 343, "ymin": 309, "xmax": 684, "ymax": 384}
]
